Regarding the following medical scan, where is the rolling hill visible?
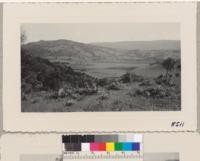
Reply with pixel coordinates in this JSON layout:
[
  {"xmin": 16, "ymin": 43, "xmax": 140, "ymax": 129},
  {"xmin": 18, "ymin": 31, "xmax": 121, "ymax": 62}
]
[
  {"xmin": 22, "ymin": 39, "xmax": 180, "ymax": 65},
  {"xmin": 21, "ymin": 50, "xmax": 97, "ymax": 92},
  {"xmin": 22, "ymin": 39, "xmax": 121, "ymax": 64},
  {"xmin": 91, "ymin": 40, "xmax": 180, "ymax": 50}
]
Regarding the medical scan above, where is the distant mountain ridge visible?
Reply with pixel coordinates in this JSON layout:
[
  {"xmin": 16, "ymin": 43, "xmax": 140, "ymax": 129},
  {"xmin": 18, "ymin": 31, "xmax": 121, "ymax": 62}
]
[
  {"xmin": 22, "ymin": 39, "xmax": 180, "ymax": 65},
  {"xmin": 91, "ymin": 40, "xmax": 180, "ymax": 50}
]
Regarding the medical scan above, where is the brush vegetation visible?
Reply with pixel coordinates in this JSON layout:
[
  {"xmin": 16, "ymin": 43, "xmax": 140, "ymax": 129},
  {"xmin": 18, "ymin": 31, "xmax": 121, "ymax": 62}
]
[{"xmin": 21, "ymin": 39, "xmax": 181, "ymax": 112}]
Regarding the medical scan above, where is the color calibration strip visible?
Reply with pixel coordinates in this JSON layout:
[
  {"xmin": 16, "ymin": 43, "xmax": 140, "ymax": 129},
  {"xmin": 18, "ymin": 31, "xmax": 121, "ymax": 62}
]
[
  {"xmin": 62, "ymin": 134, "xmax": 142, "ymax": 152},
  {"xmin": 62, "ymin": 134, "xmax": 143, "ymax": 159}
]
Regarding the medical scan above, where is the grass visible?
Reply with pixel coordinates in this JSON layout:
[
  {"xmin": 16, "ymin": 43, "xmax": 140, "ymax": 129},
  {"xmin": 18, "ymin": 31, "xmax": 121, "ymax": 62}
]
[
  {"xmin": 22, "ymin": 81, "xmax": 180, "ymax": 112},
  {"xmin": 21, "ymin": 59, "xmax": 181, "ymax": 112}
]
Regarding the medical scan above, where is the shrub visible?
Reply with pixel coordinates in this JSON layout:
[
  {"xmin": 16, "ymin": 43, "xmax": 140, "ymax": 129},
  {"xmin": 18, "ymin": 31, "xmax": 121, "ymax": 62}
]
[
  {"xmin": 99, "ymin": 91, "xmax": 109, "ymax": 100},
  {"xmin": 65, "ymin": 99, "xmax": 76, "ymax": 106},
  {"xmin": 98, "ymin": 78, "xmax": 112, "ymax": 87},
  {"xmin": 139, "ymin": 80, "xmax": 152, "ymax": 86},
  {"xmin": 161, "ymin": 57, "xmax": 176, "ymax": 76},
  {"xmin": 47, "ymin": 91, "xmax": 59, "ymax": 99},
  {"xmin": 120, "ymin": 72, "xmax": 144, "ymax": 83},
  {"xmin": 112, "ymin": 98, "xmax": 122, "ymax": 105},
  {"xmin": 21, "ymin": 82, "xmax": 32, "ymax": 94},
  {"xmin": 21, "ymin": 92, "xmax": 27, "ymax": 101},
  {"xmin": 134, "ymin": 86, "xmax": 169, "ymax": 98},
  {"xmin": 70, "ymin": 93, "xmax": 79, "ymax": 99},
  {"xmin": 58, "ymin": 88, "xmax": 65, "ymax": 98},
  {"xmin": 106, "ymin": 81, "xmax": 121, "ymax": 90},
  {"xmin": 155, "ymin": 74, "xmax": 175, "ymax": 87},
  {"xmin": 175, "ymin": 73, "xmax": 180, "ymax": 77},
  {"xmin": 30, "ymin": 98, "xmax": 38, "ymax": 104},
  {"xmin": 135, "ymin": 89, "xmax": 143, "ymax": 96},
  {"xmin": 120, "ymin": 72, "xmax": 131, "ymax": 83}
]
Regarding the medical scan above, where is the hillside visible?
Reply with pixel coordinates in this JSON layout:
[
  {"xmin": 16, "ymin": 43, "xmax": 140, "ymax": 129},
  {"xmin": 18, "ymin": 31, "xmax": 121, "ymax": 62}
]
[
  {"xmin": 22, "ymin": 39, "xmax": 122, "ymax": 64},
  {"xmin": 21, "ymin": 49, "xmax": 97, "ymax": 93},
  {"xmin": 22, "ymin": 39, "xmax": 180, "ymax": 68},
  {"xmin": 91, "ymin": 40, "xmax": 180, "ymax": 50}
]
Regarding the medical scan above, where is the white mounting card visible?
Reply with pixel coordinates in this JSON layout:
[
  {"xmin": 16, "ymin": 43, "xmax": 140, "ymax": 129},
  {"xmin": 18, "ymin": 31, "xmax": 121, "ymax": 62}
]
[{"xmin": 2, "ymin": 2, "xmax": 197, "ymax": 132}]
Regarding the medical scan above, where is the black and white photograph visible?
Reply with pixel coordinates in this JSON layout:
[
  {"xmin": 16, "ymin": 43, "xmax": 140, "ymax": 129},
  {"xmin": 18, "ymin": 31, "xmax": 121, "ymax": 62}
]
[
  {"xmin": 21, "ymin": 23, "xmax": 181, "ymax": 112},
  {"xmin": 144, "ymin": 153, "xmax": 179, "ymax": 161}
]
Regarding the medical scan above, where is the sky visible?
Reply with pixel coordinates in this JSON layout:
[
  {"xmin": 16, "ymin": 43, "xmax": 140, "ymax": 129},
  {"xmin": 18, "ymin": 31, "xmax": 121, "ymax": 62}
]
[{"xmin": 21, "ymin": 23, "xmax": 180, "ymax": 43}]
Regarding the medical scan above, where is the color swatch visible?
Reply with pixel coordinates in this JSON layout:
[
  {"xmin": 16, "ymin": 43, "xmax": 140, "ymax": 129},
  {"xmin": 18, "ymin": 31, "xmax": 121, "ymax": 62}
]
[{"xmin": 62, "ymin": 134, "xmax": 142, "ymax": 152}]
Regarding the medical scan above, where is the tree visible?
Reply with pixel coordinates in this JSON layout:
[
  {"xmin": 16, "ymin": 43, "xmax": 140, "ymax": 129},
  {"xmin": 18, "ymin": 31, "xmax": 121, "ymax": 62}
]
[
  {"xmin": 21, "ymin": 30, "xmax": 27, "ymax": 44},
  {"xmin": 161, "ymin": 57, "xmax": 176, "ymax": 77}
]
